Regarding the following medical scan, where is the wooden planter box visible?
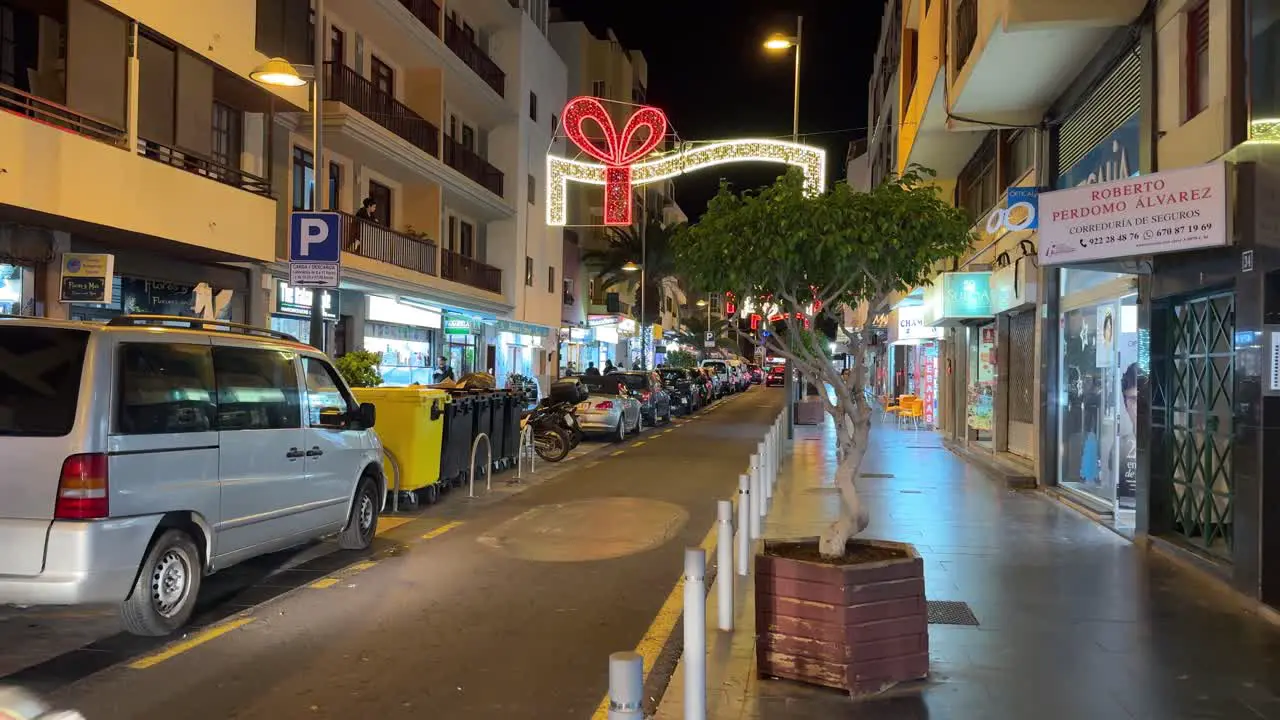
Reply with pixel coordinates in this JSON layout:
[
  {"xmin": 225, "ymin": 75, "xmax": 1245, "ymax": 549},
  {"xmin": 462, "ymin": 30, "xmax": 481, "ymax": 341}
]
[
  {"xmin": 793, "ymin": 397, "xmax": 823, "ymax": 425},
  {"xmin": 756, "ymin": 538, "xmax": 928, "ymax": 697}
]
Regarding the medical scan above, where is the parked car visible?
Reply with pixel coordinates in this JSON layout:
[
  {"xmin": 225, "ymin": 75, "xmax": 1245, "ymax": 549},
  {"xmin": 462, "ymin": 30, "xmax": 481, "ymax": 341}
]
[
  {"xmin": 659, "ymin": 368, "xmax": 699, "ymax": 414},
  {"xmin": 747, "ymin": 364, "xmax": 765, "ymax": 384},
  {"xmin": 610, "ymin": 371, "xmax": 671, "ymax": 426},
  {"xmin": 701, "ymin": 360, "xmax": 731, "ymax": 397},
  {"xmin": 576, "ymin": 373, "xmax": 642, "ymax": 440},
  {"xmin": 0, "ymin": 315, "xmax": 384, "ymax": 636},
  {"xmin": 766, "ymin": 365, "xmax": 787, "ymax": 387}
]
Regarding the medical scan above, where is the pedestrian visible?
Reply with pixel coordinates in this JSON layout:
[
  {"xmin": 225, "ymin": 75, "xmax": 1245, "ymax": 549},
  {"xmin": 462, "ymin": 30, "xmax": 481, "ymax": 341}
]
[
  {"xmin": 585, "ymin": 362, "xmax": 601, "ymax": 377},
  {"xmin": 356, "ymin": 196, "xmax": 378, "ymax": 222},
  {"xmin": 346, "ymin": 196, "xmax": 378, "ymax": 253},
  {"xmin": 604, "ymin": 359, "xmax": 616, "ymax": 374},
  {"xmin": 435, "ymin": 355, "xmax": 455, "ymax": 384}
]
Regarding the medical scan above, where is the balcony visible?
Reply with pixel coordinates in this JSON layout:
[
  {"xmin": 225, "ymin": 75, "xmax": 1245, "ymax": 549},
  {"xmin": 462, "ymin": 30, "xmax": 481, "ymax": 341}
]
[
  {"xmin": 444, "ymin": 15, "xmax": 506, "ymax": 97},
  {"xmin": 947, "ymin": 0, "xmax": 1146, "ymax": 126},
  {"xmin": 0, "ymin": 84, "xmax": 124, "ymax": 147},
  {"xmin": 338, "ymin": 211, "xmax": 437, "ymax": 276},
  {"xmin": 325, "ymin": 62, "xmax": 440, "ymax": 159},
  {"xmin": 442, "ymin": 248, "xmax": 502, "ymax": 294},
  {"xmin": 395, "ymin": 0, "xmax": 442, "ymax": 35},
  {"xmin": 137, "ymin": 139, "xmax": 271, "ymax": 197},
  {"xmin": 443, "ymin": 136, "xmax": 505, "ymax": 198}
]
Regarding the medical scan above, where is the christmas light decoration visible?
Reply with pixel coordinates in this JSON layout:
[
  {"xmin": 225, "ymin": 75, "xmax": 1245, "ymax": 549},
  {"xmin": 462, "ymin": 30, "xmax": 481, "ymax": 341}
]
[{"xmin": 547, "ymin": 97, "xmax": 827, "ymax": 227}]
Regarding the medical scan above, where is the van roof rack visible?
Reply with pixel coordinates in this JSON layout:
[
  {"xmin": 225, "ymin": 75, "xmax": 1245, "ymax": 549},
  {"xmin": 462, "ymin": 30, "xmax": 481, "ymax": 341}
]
[{"xmin": 106, "ymin": 315, "xmax": 302, "ymax": 343}]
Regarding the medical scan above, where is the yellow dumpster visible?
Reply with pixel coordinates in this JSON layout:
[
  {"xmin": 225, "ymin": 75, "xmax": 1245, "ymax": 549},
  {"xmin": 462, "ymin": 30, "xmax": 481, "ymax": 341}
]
[{"xmin": 353, "ymin": 387, "xmax": 448, "ymax": 498}]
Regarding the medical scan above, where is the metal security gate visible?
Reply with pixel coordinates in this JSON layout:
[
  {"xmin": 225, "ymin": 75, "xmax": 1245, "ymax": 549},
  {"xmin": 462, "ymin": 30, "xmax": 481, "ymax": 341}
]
[{"xmin": 1155, "ymin": 290, "xmax": 1236, "ymax": 558}]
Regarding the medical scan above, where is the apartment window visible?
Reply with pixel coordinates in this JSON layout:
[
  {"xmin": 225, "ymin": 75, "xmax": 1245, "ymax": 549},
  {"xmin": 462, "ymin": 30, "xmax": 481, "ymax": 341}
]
[
  {"xmin": 367, "ymin": 180, "xmax": 392, "ymax": 226},
  {"xmin": 1186, "ymin": 0, "xmax": 1210, "ymax": 120},
  {"xmin": 328, "ymin": 162, "xmax": 341, "ymax": 211},
  {"xmin": 551, "ymin": 114, "xmax": 559, "ymax": 135},
  {"xmin": 1000, "ymin": 130, "xmax": 1035, "ymax": 186},
  {"xmin": 529, "ymin": 91, "xmax": 538, "ymax": 122},
  {"xmin": 957, "ymin": 133, "xmax": 998, "ymax": 222},
  {"xmin": 525, "ymin": 256, "xmax": 534, "ymax": 287},
  {"xmin": 449, "ymin": 114, "xmax": 458, "ymax": 138},
  {"xmin": 329, "ymin": 24, "xmax": 345, "ymax": 64},
  {"xmin": 371, "ymin": 55, "xmax": 394, "ymax": 97},
  {"xmin": 460, "ymin": 220, "xmax": 475, "ymax": 257},
  {"xmin": 0, "ymin": 6, "xmax": 17, "ymax": 87},
  {"xmin": 461, "ymin": 124, "xmax": 476, "ymax": 151},
  {"xmin": 591, "ymin": 80, "xmax": 606, "ymax": 97},
  {"xmin": 548, "ymin": 265, "xmax": 556, "ymax": 293},
  {"xmin": 527, "ymin": 174, "xmax": 536, "ymax": 205},
  {"xmin": 447, "ymin": 216, "xmax": 457, "ymax": 252},
  {"xmin": 292, "ymin": 146, "xmax": 314, "ymax": 211},
  {"xmin": 211, "ymin": 102, "xmax": 243, "ymax": 171},
  {"xmin": 563, "ymin": 277, "xmax": 573, "ymax": 299}
]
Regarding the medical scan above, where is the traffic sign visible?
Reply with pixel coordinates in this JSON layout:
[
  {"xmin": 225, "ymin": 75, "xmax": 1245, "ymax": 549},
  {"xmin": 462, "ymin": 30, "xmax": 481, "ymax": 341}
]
[
  {"xmin": 289, "ymin": 212, "xmax": 342, "ymax": 288},
  {"xmin": 704, "ymin": 331, "xmax": 715, "ymax": 348}
]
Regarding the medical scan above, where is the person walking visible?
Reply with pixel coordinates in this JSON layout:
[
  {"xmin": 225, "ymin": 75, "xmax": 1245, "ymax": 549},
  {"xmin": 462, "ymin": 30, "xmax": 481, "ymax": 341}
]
[{"xmin": 584, "ymin": 362, "xmax": 601, "ymax": 377}]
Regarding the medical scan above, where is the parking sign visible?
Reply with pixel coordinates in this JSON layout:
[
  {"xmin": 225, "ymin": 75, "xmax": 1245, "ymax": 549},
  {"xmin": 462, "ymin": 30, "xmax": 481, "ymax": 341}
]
[{"xmin": 289, "ymin": 212, "xmax": 342, "ymax": 288}]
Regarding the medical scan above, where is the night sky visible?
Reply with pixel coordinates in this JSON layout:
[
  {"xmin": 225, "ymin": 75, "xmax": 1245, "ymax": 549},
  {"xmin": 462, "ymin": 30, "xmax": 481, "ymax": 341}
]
[{"xmin": 549, "ymin": 0, "xmax": 888, "ymax": 220}]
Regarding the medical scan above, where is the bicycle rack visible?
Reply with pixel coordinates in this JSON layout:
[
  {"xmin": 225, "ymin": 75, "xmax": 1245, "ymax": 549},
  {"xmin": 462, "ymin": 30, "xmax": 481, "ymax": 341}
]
[
  {"xmin": 468, "ymin": 433, "xmax": 492, "ymax": 499},
  {"xmin": 516, "ymin": 424, "xmax": 536, "ymax": 480}
]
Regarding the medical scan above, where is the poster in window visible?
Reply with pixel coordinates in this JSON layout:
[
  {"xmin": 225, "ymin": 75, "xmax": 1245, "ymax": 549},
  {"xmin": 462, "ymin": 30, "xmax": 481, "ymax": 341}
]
[{"xmin": 1096, "ymin": 305, "xmax": 1115, "ymax": 368}]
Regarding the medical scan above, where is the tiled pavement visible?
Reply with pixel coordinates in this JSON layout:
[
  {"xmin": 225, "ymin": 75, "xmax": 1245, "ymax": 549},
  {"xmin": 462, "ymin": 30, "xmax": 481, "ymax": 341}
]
[{"xmin": 656, "ymin": 418, "xmax": 1280, "ymax": 719}]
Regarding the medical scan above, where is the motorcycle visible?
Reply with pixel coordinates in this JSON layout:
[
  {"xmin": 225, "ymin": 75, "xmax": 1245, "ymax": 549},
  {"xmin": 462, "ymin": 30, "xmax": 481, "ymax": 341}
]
[
  {"xmin": 522, "ymin": 400, "xmax": 581, "ymax": 463},
  {"xmin": 0, "ymin": 686, "xmax": 84, "ymax": 719}
]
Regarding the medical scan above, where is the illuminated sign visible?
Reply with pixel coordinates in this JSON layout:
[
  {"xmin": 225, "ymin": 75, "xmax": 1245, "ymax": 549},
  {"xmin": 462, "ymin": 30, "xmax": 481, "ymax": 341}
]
[
  {"xmin": 942, "ymin": 272, "xmax": 993, "ymax": 318},
  {"xmin": 443, "ymin": 313, "xmax": 476, "ymax": 335},
  {"xmin": 549, "ymin": 97, "xmax": 827, "ymax": 226}
]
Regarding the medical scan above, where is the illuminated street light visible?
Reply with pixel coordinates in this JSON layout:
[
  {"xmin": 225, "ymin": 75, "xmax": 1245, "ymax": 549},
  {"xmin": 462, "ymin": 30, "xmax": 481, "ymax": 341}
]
[
  {"xmin": 249, "ymin": 57, "xmax": 310, "ymax": 87},
  {"xmin": 763, "ymin": 33, "xmax": 796, "ymax": 51},
  {"xmin": 696, "ymin": 299, "xmax": 708, "ymax": 307},
  {"xmin": 622, "ymin": 261, "xmax": 640, "ymax": 272}
]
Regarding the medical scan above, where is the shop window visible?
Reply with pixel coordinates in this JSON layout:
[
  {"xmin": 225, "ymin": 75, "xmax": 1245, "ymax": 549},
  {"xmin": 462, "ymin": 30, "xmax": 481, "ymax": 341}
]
[
  {"xmin": 117, "ymin": 343, "xmax": 217, "ymax": 435},
  {"xmin": 211, "ymin": 347, "xmax": 301, "ymax": 431},
  {"xmin": 367, "ymin": 180, "xmax": 392, "ymax": 226},
  {"xmin": 1186, "ymin": 0, "xmax": 1210, "ymax": 120},
  {"xmin": 525, "ymin": 256, "xmax": 534, "ymax": 287},
  {"xmin": 371, "ymin": 55, "xmax": 394, "ymax": 97},
  {"xmin": 211, "ymin": 102, "xmax": 242, "ymax": 171}
]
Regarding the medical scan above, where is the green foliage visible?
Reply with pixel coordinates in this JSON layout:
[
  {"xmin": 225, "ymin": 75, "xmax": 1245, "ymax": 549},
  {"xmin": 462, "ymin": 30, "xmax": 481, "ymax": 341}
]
[
  {"xmin": 664, "ymin": 349, "xmax": 698, "ymax": 368},
  {"xmin": 675, "ymin": 315, "xmax": 736, "ymax": 352},
  {"xmin": 336, "ymin": 350, "xmax": 384, "ymax": 388},
  {"xmin": 583, "ymin": 218, "xmax": 687, "ymax": 318}
]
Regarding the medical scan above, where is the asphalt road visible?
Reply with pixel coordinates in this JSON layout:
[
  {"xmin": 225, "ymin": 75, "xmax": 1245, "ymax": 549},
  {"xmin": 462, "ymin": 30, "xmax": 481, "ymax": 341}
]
[{"xmin": 37, "ymin": 387, "xmax": 783, "ymax": 719}]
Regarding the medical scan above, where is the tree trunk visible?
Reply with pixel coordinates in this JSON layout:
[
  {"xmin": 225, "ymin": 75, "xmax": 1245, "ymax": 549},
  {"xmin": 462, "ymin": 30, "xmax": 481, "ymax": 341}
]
[{"xmin": 818, "ymin": 403, "xmax": 872, "ymax": 557}]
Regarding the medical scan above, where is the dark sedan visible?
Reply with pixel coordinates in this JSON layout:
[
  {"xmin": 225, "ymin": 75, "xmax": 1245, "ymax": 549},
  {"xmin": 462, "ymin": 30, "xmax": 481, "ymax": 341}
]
[{"xmin": 609, "ymin": 371, "xmax": 672, "ymax": 426}]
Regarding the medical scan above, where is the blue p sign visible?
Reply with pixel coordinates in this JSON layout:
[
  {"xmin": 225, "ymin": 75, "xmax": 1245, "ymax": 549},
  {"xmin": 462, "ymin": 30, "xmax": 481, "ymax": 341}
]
[{"xmin": 289, "ymin": 212, "xmax": 342, "ymax": 263}]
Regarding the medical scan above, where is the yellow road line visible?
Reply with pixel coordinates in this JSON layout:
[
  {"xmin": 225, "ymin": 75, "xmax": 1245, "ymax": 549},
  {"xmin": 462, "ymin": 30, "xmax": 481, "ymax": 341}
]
[
  {"xmin": 421, "ymin": 520, "xmax": 464, "ymax": 540},
  {"xmin": 376, "ymin": 516, "xmax": 415, "ymax": 535},
  {"xmin": 611, "ymin": 450, "xmax": 625, "ymax": 457},
  {"xmin": 128, "ymin": 617, "xmax": 255, "ymax": 669},
  {"xmin": 590, "ymin": 521, "xmax": 721, "ymax": 719},
  {"xmin": 633, "ymin": 441, "xmax": 647, "ymax": 447},
  {"xmin": 348, "ymin": 561, "xmax": 377, "ymax": 573},
  {"xmin": 310, "ymin": 578, "xmax": 340, "ymax": 589}
]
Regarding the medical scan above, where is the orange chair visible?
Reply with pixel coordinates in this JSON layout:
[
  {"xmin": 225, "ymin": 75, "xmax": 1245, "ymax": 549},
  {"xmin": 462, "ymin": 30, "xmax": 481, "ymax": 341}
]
[{"xmin": 899, "ymin": 398, "xmax": 925, "ymax": 429}]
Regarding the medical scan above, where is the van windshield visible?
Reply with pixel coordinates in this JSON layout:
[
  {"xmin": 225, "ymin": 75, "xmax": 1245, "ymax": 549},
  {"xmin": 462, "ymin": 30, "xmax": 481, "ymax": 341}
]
[
  {"xmin": 704, "ymin": 362, "xmax": 726, "ymax": 373},
  {"xmin": 0, "ymin": 326, "xmax": 89, "ymax": 437}
]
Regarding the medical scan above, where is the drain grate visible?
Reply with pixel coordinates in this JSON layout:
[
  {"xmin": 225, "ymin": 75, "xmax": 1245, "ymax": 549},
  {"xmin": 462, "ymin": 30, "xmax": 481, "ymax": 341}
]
[
  {"xmin": 927, "ymin": 600, "xmax": 979, "ymax": 626},
  {"xmin": 860, "ymin": 473, "xmax": 895, "ymax": 479}
]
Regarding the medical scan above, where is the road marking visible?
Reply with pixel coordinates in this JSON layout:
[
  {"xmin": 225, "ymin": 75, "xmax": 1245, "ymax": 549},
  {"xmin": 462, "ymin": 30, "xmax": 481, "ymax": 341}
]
[
  {"xmin": 633, "ymin": 440, "xmax": 647, "ymax": 447},
  {"xmin": 611, "ymin": 450, "xmax": 625, "ymax": 457},
  {"xmin": 590, "ymin": 520, "xmax": 721, "ymax": 719},
  {"xmin": 310, "ymin": 578, "xmax": 340, "ymax": 589},
  {"xmin": 421, "ymin": 521, "xmax": 464, "ymax": 540},
  {"xmin": 128, "ymin": 617, "xmax": 255, "ymax": 669},
  {"xmin": 348, "ymin": 561, "xmax": 377, "ymax": 573},
  {"xmin": 376, "ymin": 516, "xmax": 414, "ymax": 535},
  {"xmin": 662, "ymin": 429, "xmax": 675, "ymax": 434}
]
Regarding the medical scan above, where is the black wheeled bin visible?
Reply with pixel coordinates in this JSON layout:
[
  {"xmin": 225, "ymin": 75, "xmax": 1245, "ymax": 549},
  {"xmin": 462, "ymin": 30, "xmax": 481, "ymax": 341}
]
[
  {"xmin": 441, "ymin": 393, "xmax": 475, "ymax": 487},
  {"xmin": 498, "ymin": 390, "xmax": 522, "ymax": 465},
  {"xmin": 487, "ymin": 391, "xmax": 510, "ymax": 470},
  {"xmin": 469, "ymin": 391, "xmax": 496, "ymax": 476}
]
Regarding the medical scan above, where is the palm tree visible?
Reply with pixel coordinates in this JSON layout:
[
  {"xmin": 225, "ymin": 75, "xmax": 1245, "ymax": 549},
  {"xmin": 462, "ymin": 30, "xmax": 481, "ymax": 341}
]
[
  {"xmin": 583, "ymin": 218, "xmax": 686, "ymax": 320},
  {"xmin": 676, "ymin": 314, "xmax": 738, "ymax": 354}
]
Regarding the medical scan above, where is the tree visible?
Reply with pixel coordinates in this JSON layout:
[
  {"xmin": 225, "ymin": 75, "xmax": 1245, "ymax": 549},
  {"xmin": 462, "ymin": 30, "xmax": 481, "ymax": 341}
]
[
  {"xmin": 583, "ymin": 218, "xmax": 686, "ymax": 320},
  {"xmin": 336, "ymin": 350, "xmax": 384, "ymax": 388},
  {"xmin": 664, "ymin": 349, "xmax": 698, "ymax": 368},
  {"xmin": 674, "ymin": 167, "xmax": 972, "ymax": 557},
  {"xmin": 675, "ymin": 314, "xmax": 737, "ymax": 355}
]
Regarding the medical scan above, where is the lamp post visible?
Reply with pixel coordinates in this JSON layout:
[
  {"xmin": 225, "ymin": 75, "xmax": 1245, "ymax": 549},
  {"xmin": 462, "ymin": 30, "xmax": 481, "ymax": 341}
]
[
  {"xmin": 251, "ymin": 5, "xmax": 329, "ymax": 351},
  {"xmin": 765, "ymin": 17, "xmax": 803, "ymax": 436}
]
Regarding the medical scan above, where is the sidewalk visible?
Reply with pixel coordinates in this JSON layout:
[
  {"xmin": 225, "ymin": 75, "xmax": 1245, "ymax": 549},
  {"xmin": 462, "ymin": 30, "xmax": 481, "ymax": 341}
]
[{"xmin": 656, "ymin": 417, "xmax": 1280, "ymax": 719}]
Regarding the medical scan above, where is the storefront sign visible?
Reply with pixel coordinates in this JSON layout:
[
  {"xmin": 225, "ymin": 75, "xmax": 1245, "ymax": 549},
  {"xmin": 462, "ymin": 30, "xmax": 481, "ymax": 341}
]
[
  {"xmin": 365, "ymin": 295, "xmax": 440, "ymax": 328},
  {"xmin": 924, "ymin": 272, "xmax": 993, "ymax": 323},
  {"xmin": 985, "ymin": 186, "xmax": 1039, "ymax": 234},
  {"xmin": 588, "ymin": 314, "xmax": 622, "ymax": 328},
  {"xmin": 1039, "ymin": 162, "xmax": 1229, "ymax": 266},
  {"xmin": 990, "ymin": 260, "xmax": 1038, "ymax": 314},
  {"xmin": 275, "ymin": 280, "xmax": 338, "ymax": 320},
  {"xmin": 496, "ymin": 319, "xmax": 550, "ymax": 338},
  {"xmin": 889, "ymin": 306, "xmax": 942, "ymax": 343},
  {"xmin": 568, "ymin": 327, "xmax": 590, "ymax": 341},
  {"xmin": 1055, "ymin": 112, "xmax": 1140, "ymax": 190},
  {"xmin": 59, "ymin": 253, "xmax": 114, "ymax": 303},
  {"xmin": 443, "ymin": 313, "xmax": 476, "ymax": 336}
]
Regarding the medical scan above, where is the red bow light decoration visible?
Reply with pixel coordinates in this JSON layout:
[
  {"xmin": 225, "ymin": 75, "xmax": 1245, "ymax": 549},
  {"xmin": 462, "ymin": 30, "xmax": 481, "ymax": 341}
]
[{"xmin": 562, "ymin": 96, "xmax": 669, "ymax": 226}]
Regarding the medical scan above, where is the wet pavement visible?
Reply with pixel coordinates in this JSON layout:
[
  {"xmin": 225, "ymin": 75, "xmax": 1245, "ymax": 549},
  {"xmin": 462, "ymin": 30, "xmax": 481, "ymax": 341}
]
[
  {"xmin": 9, "ymin": 388, "xmax": 782, "ymax": 719},
  {"xmin": 657, "ymin": 416, "xmax": 1280, "ymax": 720}
]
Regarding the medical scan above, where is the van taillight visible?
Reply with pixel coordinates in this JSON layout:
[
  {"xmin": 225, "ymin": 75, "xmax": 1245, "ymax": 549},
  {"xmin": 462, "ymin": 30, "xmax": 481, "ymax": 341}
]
[
  {"xmin": 596, "ymin": 400, "xmax": 614, "ymax": 409},
  {"xmin": 55, "ymin": 453, "xmax": 109, "ymax": 520}
]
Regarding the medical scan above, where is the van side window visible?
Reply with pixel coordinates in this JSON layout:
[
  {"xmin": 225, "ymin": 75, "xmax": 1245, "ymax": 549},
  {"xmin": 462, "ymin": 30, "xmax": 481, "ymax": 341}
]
[
  {"xmin": 117, "ymin": 343, "xmax": 217, "ymax": 435},
  {"xmin": 212, "ymin": 347, "xmax": 301, "ymax": 430},
  {"xmin": 304, "ymin": 357, "xmax": 358, "ymax": 429}
]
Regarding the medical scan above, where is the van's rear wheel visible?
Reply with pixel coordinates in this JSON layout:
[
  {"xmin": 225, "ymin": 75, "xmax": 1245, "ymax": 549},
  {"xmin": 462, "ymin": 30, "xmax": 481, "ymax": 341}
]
[
  {"xmin": 120, "ymin": 529, "xmax": 202, "ymax": 637},
  {"xmin": 339, "ymin": 476, "xmax": 380, "ymax": 550}
]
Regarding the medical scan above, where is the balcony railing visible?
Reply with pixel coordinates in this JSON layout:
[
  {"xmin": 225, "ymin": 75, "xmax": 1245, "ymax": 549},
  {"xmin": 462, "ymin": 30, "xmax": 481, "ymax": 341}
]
[
  {"xmin": 325, "ymin": 62, "xmax": 440, "ymax": 158},
  {"xmin": 397, "ymin": 0, "xmax": 441, "ymax": 35},
  {"xmin": 443, "ymin": 136, "xmax": 504, "ymax": 198},
  {"xmin": 138, "ymin": 138, "xmax": 271, "ymax": 196},
  {"xmin": 441, "ymin": 248, "xmax": 502, "ymax": 293},
  {"xmin": 0, "ymin": 82, "xmax": 125, "ymax": 146},
  {"xmin": 954, "ymin": 0, "xmax": 979, "ymax": 74},
  {"xmin": 338, "ymin": 211, "xmax": 438, "ymax": 276},
  {"xmin": 444, "ymin": 16, "xmax": 506, "ymax": 97}
]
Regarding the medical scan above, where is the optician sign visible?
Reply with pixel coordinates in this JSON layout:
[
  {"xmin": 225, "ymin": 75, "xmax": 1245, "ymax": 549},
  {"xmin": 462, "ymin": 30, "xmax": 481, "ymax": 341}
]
[
  {"xmin": 1038, "ymin": 162, "xmax": 1229, "ymax": 266},
  {"xmin": 985, "ymin": 186, "xmax": 1039, "ymax": 234}
]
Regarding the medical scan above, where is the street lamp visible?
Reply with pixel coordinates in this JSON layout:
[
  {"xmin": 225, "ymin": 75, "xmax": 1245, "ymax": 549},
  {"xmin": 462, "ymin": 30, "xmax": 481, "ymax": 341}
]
[
  {"xmin": 250, "ymin": 33, "xmax": 328, "ymax": 351},
  {"xmin": 763, "ymin": 17, "xmax": 803, "ymax": 143},
  {"xmin": 621, "ymin": 261, "xmax": 640, "ymax": 272}
]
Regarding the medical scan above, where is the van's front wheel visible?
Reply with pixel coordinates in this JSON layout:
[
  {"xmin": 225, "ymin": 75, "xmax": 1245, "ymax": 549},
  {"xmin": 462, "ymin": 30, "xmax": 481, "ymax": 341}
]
[
  {"xmin": 339, "ymin": 476, "xmax": 380, "ymax": 550},
  {"xmin": 120, "ymin": 529, "xmax": 202, "ymax": 636}
]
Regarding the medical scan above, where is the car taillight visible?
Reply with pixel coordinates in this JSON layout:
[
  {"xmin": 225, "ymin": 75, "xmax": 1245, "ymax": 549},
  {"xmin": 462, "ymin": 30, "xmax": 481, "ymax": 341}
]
[
  {"xmin": 55, "ymin": 453, "xmax": 109, "ymax": 520},
  {"xmin": 641, "ymin": 392, "xmax": 652, "ymax": 402},
  {"xmin": 596, "ymin": 400, "xmax": 615, "ymax": 409}
]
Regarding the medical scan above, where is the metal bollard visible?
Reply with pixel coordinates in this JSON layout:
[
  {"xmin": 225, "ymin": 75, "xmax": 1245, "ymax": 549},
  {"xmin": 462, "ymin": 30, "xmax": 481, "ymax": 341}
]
[
  {"xmin": 683, "ymin": 548, "xmax": 707, "ymax": 720},
  {"xmin": 737, "ymin": 474, "xmax": 750, "ymax": 575},
  {"xmin": 717, "ymin": 500, "xmax": 734, "ymax": 631},
  {"xmin": 749, "ymin": 455, "xmax": 763, "ymax": 538},
  {"xmin": 607, "ymin": 651, "xmax": 644, "ymax": 719}
]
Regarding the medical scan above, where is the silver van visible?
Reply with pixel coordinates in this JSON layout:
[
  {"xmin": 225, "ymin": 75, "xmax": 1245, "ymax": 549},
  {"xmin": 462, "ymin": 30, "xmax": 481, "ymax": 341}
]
[{"xmin": 0, "ymin": 315, "xmax": 385, "ymax": 636}]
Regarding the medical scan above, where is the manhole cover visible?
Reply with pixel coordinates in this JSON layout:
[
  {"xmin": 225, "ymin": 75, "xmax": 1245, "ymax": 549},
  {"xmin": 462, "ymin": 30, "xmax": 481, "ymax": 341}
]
[
  {"xmin": 928, "ymin": 600, "xmax": 979, "ymax": 626},
  {"xmin": 860, "ymin": 473, "xmax": 895, "ymax": 479}
]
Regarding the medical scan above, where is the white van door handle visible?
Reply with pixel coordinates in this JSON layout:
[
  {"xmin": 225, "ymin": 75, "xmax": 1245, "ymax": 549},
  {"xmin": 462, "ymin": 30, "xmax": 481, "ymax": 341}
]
[
  {"xmin": 306, "ymin": 447, "xmax": 324, "ymax": 457},
  {"xmin": 286, "ymin": 448, "xmax": 305, "ymax": 460}
]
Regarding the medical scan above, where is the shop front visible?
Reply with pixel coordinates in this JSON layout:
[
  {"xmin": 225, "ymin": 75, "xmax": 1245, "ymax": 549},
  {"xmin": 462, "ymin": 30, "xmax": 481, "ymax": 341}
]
[
  {"xmin": 586, "ymin": 314, "xmax": 636, "ymax": 370},
  {"xmin": 362, "ymin": 295, "xmax": 442, "ymax": 386},
  {"xmin": 924, "ymin": 272, "xmax": 995, "ymax": 448},
  {"xmin": 442, "ymin": 312, "xmax": 483, "ymax": 376},
  {"xmin": 269, "ymin": 280, "xmax": 338, "ymax": 346},
  {"xmin": 0, "ymin": 263, "xmax": 33, "ymax": 316},
  {"xmin": 559, "ymin": 326, "xmax": 592, "ymax": 375},
  {"xmin": 494, "ymin": 319, "xmax": 550, "ymax": 397},
  {"xmin": 888, "ymin": 305, "xmax": 943, "ymax": 427},
  {"xmin": 62, "ymin": 250, "xmax": 248, "ymax": 325},
  {"xmin": 991, "ymin": 246, "xmax": 1040, "ymax": 460}
]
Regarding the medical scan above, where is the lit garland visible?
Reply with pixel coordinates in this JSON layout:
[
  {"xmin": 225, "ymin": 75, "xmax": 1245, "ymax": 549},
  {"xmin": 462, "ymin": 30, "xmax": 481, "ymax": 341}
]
[{"xmin": 561, "ymin": 96, "xmax": 668, "ymax": 226}]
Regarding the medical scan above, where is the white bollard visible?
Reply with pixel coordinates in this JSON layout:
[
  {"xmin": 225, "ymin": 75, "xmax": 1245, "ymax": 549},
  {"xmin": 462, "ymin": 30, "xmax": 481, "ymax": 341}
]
[
  {"xmin": 607, "ymin": 651, "xmax": 644, "ymax": 719},
  {"xmin": 748, "ymin": 460, "xmax": 762, "ymax": 540},
  {"xmin": 759, "ymin": 442, "xmax": 772, "ymax": 503},
  {"xmin": 737, "ymin": 474, "xmax": 751, "ymax": 575},
  {"xmin": 683, "ymin": 548, "xmax": 707, "ymax": 720},
  {"xmin": 716, "ymin": 500, "xmax": 733, "ymax": 631}
]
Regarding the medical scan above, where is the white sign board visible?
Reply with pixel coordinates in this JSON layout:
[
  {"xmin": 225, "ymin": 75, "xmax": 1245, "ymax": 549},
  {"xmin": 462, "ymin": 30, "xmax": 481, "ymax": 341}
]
[
  {"xmin": 289, "ymin": 263, "xmax": 339, "ymax": 288},
  {"xmin": 1038, "ymin": 162, "xmax": 1228, "ymax": 266},
  {"xmin": 289, "ymin": 212, "xmax": 342, "ymax": 288},
  {"xmin": 889, "ymin": 305, "xmax": 942, "ymax": 344}
]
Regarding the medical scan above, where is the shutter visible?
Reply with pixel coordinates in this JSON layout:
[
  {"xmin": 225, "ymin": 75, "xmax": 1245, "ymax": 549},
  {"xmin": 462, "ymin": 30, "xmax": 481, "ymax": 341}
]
[
  {"xmin": 1056, "ymin": 46, "xmax": 1141, "ymax": 175},
  {"xmin": 1190, "ymin": 2, "xmax": 1210, "ymax": 56}
]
